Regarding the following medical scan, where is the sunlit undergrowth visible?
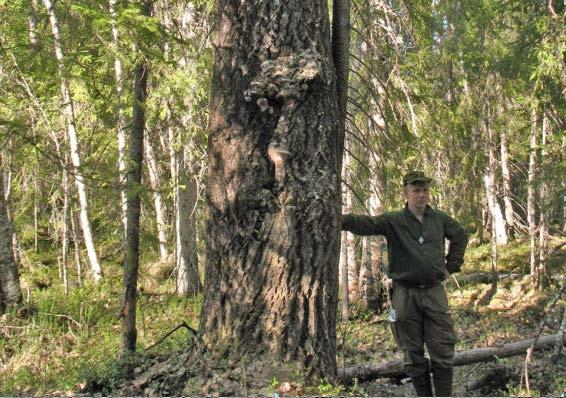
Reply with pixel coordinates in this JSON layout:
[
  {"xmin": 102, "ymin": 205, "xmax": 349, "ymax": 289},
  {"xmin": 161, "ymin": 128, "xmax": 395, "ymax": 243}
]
[
  {"xmin": 1, "ymin": 237, "xmax": 564, "ymax": 396},
  {"xmin": 0, "ymin": 253, "xmax": 201, "ymax": 396}
]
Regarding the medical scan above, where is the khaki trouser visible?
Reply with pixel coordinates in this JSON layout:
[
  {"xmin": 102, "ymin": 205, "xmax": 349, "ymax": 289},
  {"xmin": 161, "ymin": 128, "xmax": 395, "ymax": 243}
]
[{"xmin": 391, "ymin": 282, "xmax": 457, "ymax": 378}]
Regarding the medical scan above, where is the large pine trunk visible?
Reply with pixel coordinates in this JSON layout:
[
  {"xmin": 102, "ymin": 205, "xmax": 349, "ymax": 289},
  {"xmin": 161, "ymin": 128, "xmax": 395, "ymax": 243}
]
[{"xmin": 200, "ymin": 0, "xmax": 341, "ymax": 381}]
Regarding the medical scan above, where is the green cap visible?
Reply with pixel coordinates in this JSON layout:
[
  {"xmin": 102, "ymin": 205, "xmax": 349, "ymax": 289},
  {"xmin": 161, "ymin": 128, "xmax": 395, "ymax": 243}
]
[{"xmin": 403, "ymin": 170, "xmax": 433, "ymax": 186}]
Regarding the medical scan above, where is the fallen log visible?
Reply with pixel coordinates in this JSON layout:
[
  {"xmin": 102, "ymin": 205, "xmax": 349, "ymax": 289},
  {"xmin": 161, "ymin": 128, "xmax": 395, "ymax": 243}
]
[{"xmin": 338, "ymin": 333, "xmax": 565, "ymax": 384}]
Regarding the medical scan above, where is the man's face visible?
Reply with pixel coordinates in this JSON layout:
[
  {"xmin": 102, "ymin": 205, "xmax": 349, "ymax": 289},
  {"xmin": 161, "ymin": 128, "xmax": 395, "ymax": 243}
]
[{"xmin": 404, "ymin": 182, "xmax": 430, "ymax": 210}]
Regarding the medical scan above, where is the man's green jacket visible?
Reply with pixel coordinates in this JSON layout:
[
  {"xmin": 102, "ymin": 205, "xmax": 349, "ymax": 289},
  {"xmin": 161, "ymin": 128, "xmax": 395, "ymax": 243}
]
[{"xmin": 342, "ymin": 205, "xmax": 468, "ymax": 285}]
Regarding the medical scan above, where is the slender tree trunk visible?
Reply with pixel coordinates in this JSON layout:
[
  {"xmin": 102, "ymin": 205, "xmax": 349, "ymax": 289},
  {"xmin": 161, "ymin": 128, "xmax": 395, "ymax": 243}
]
[
  {"xmin": 200, "ymin": 0, "xmax": 341, "ymax": 380},
  {"xmin": 359, "ymin": 235, "xmax": 373, "ymax": 308},
  {"xmin": 62, "ymin": 167, "xmax": 70, "ymax": 294},
  {"xmin": 175, "ymin": 159, "xmax": 201, "ymax": 296},
  {"xmin": 489, "ymin": 212, "xmax": 498, "ymax": 293},
  {"xmin": 0, "ymin": 171, "xmax": 22, "ymax": 313},
  {"xmin": 168, "ymin": 131, "xmax": 201, "ymax": 296},
  {"xmin": 344, "ymin": 189, "xmax": 358, "ymax": 302},
  {"xmin": 144, "ymin": 132, "xmax": 169, "ymax": 262},
  {"xmin": 168, "ymin": 126, "xmax": 179, "ymax": 266},
  {"xmin": 341, "ymin": 149, "xmax": 357, "ymax": 303},
  {"xmin": 122, "ymin": 31, "xmax": 149, "ymax": 353},
  {"xmin": 43, "ymin": 0, "xmax": 102, "ymax": 282},
  {"xmin": 29, "ymin": 0, "xmax": 38, "ymax": 51},
  {"xmin": 368, "ymin": 188, "xmax": 387, "ymax": 313},
  {"xmin": 110, "ymin": 0, "xmax": 129, "ymax": 240},
  {"xmin": 336, "ymin": 0, "xmax": 352, "ymax": 312},
  {"xmin": 483, "ymin": 104, "xmax": 502, "ymax": 294},
  {"xmin": 332, "ymin": 0, "xmax": 350, "ymax": 171},
  {"xmin": 339, "ymin": 234, "xmax": 350, "ymax": 320},
  {"xmin": 528, "ymin": 109, "xmax": 538, "ymax": 288},
  {"xmin": 483, "ymin": 110, "xmax": 508, "ymax": 245},
  {"xmin": 2, "ymin": 154, "xmax": 20, "ymax": 266},
  {"xmin": 500, "ymin": 127, "xmax": 514, "ymax": 236},
  {"xmin": 70, "ymin": 209, "xmax": 83, "ymax": 288},
  {"xmin": 538, "ymin": 112, "xmax": 549, "ymax": 290},
  {"xmin": 33, "ymin": 170, "xmax": 38, "ymax": 252}
]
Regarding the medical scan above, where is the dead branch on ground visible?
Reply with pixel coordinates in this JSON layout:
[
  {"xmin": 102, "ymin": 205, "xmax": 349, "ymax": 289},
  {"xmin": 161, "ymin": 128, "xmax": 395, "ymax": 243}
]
[{"xmin": 338, "ymin": 333, "xmax": 565, "ymax": 384}]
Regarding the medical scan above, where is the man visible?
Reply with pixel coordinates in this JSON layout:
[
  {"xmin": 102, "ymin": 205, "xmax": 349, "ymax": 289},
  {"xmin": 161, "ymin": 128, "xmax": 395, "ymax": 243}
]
[{"xmin": 341, "ymin": 171, "xmax": 468, "ymax": 397}]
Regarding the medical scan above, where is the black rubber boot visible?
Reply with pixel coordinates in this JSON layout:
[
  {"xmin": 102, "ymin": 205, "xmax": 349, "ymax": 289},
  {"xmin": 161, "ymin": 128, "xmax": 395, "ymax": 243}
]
[
  {"xmin": 411, "ymin": 373, "xmax": 433, "ymax": 397},
  {"xmin": 432, "ymin": 367, "xmax": 453, "ymax": 397}
]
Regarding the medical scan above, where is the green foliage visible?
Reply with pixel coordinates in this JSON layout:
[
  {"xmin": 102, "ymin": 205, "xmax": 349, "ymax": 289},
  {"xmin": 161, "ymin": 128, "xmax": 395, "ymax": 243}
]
[
  {"xmin": 316, "ymin": 378, "xmax": 343, "ymax": 395},
  {"xmin": 76, "ymin": 354, "xmax": 131, "ymax": 396},
  {"xmin": 0, "ymin": 259, "xmax": 202, "ymax": 395}
]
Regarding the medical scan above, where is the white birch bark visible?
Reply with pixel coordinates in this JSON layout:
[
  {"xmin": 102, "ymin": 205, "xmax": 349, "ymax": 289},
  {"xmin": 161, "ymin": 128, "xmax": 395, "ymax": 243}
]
[
  {"xmin": 483, "ymin": 171, "xmax": 507, "ymax": 245},
  {"xmin": 0, "ymin": 170, "xmax": 22, "ymax": 312},
  {"xmin": 109, "ymin": 0, "xmax": 129, "ymax": 239},
  {"xmin": 168, "ymin": 126, "xmax": 179, "ymax": 264},
  {"xmin": 528, "ymin": 109, "xmax": 538, "ymax": 287},
  {"xmin": 339, "ymin": 144, "xmax": 355, "ymax": 319},
  {"xmin": 144, "ymin": 133, "xmax": 169, "ymax": 262},
  {"xmin": 484, "ymin": 113, "xmax": 508, "ymax": 245},
  {"xmin": 2, "ymin": 155, "xmax": 20, "ymax": 266},
  {"xmin": 489, "ymin": 210, "xmax": 498, "ymax": 292},
  {"xmin": 500, "ymin": 127, "xmax": 514, "ymax": 235},
  {"xmin": 43, "ymin": 0, "xmax": 102, "ymax": 282}
]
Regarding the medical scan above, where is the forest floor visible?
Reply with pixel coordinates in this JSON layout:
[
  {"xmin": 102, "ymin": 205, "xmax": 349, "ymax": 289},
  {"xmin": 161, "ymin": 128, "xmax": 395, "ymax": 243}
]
[
  {"xmin": 0, "ymin": 237, "xmax": 565, "ymax": 396},
  {"xmin": 337, "ymin": 237, "xmax": 566, "ymax": 397}
]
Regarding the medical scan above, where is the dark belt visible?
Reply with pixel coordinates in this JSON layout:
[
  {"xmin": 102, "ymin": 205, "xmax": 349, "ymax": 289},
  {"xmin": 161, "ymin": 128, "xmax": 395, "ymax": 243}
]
[{"xmin": 394, "ymin": 279, "xmax": 440, "ymax": 289}]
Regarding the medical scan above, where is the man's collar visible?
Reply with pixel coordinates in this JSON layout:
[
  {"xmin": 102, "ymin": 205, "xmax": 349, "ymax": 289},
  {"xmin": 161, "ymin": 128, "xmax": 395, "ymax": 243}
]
[{"xmin": 404, "ymin": 203, "xmax": 433, "ymax": 217}]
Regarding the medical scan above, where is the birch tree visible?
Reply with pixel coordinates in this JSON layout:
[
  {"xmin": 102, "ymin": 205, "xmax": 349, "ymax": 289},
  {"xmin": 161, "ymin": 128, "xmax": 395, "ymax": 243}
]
[
  {"xmin": 483, "ymin": 99, "xmax": 508, "ymax": 246},
  {"xmin": 109, "ymin": 0, "xmax": 129, "ymax": 239},
  {"xmin": 43, "ymin": 0, "xmax": 102, "ymax": 282},
  {"xmin": 0, "ymin": 167, "xmax": 22, "ymax": 313},
  {"xmin": 528, "ymin": 109, "xmax": 538, "ymax": 288},
  {"xmin": 156, "ymin": 1, "xmax": 204, "ymax": 296},
  {"xmin": 144, "ymin": 132, "xmax": 169, "ymax": 262},
  {"xmin": 174, "ymin": 146, "xmax": 201, "ymax": 296},
  {"xmin": 537, "ymin": 112, "xmax": 550, "ymax": 290},
  {"xmin": 339, "ymin": 154, "xmax": 355, "ymax": 319}
]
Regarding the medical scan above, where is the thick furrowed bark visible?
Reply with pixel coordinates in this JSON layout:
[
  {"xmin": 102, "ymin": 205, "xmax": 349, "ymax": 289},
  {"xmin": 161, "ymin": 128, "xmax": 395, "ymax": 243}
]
[{"xmin": 201, "ymin": 0, "xmax": 340, "ymax": 381}]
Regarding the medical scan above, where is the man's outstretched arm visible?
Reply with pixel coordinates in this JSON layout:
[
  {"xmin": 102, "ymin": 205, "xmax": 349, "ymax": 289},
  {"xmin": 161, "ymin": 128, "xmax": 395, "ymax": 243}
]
[{"xmin": 341, "ymin": 214, "xmax": 385, "ymax": 236}]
